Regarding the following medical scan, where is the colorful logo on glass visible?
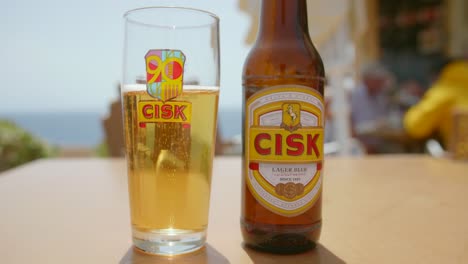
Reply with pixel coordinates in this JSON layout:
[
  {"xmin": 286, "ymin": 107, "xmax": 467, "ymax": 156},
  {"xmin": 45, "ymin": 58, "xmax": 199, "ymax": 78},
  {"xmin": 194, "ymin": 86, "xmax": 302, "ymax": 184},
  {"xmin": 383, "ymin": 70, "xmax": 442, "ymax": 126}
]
[{"xmin": 145, "ymin": 49, "xmax": 186, "ymax": 101}]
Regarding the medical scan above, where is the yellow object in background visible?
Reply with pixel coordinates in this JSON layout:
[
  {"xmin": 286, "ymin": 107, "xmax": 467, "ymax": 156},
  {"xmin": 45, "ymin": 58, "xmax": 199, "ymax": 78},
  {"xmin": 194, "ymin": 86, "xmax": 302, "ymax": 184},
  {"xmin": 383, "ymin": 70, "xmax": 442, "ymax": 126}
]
[{"xmin": 404, "ymin": 61, "xmax": 468, "ymax": 147}]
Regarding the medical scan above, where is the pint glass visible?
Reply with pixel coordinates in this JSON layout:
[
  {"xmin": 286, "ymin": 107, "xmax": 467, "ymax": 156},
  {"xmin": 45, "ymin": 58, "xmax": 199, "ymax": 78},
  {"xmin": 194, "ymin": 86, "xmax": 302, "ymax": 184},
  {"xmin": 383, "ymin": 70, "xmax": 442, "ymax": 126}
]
[{"xmin": 122, "ymin": 7, "xmax": 220, "ymax": 255}]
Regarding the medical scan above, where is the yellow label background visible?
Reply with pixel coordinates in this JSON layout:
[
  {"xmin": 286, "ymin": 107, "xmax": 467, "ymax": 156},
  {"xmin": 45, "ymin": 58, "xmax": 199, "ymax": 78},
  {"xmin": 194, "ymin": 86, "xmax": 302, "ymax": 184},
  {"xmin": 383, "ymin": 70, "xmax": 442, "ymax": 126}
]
[
  {"xmin": 248, "ymin": 127, "xmax": 324, "ymax": 163},
  {"xmin": 137, "ymin": 101, "xmax": 192, "ymax": 124}
]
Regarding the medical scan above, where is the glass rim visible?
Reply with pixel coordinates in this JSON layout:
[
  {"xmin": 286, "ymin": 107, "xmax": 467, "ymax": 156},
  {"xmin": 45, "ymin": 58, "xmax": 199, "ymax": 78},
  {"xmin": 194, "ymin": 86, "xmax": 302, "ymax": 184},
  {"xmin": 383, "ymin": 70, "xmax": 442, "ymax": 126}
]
[{"xmin": 124, "ymin": 6, "xmax": 219, "ymax": 29}]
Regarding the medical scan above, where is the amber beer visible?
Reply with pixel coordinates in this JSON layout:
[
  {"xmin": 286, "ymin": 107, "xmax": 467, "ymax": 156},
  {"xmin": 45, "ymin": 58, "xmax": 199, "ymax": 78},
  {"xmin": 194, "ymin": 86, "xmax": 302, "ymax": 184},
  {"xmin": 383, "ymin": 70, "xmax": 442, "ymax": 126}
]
[
  {"xmin": 242, "ymin": 0, "xmax": 325, "ymax": 253},
  {"xmin": 123, "ymin": 86, "xmax": 219, "ymax": 249}
]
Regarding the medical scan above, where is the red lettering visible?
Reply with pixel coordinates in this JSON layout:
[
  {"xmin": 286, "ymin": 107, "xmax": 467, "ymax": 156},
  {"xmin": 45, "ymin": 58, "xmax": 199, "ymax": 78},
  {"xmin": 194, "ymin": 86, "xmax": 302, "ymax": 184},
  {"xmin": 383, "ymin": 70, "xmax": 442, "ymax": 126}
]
[
  {"xmin": 154, "ymin": 104, "xmax": 159, "ymax": 118},
  {"xmin": 307, "ymin": 134, "xmax": 320, "ymax": 157},
  {"xmin": 174, "ymin": 105, "xmax": 187, "ymax": 121},
  {"xmin": 142, "ymin": 104, "xmax": 153, "ymax": 119},
  {"xmin": 161, "ymin": 105, "xmax": 173, "ymax": 119},
  {"xmin": 254, "ymin": 133, "xmax": 271, "ymax": 155},
  {"xmin": 286, "ymin": 134, "xmax": 304, "ymax": 156},
  {"xmin": 275, "ymin": 134, "xmax": 282, "ymax": 155}
]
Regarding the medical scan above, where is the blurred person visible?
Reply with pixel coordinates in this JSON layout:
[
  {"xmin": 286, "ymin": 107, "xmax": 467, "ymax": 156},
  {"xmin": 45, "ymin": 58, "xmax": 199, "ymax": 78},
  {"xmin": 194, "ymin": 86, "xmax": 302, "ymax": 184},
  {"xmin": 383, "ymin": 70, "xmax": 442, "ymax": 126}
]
[
  {"xmin": 324, "ymin": 77, "xmax": 336, "ymax": 143},
  {"xmin": 350, "ymin": 63, "xmax": 393, "ymax": 153},
  {"xmin": 324, "ymin": 96, "xmax": 335, "ymax": 142},
  {"xmin": 404, "ymin": 60, "xmax": 468, "ymax": 148},
  {"xmin": 398, "ymin": 79, "xmax": 425, "ymax": 109}
]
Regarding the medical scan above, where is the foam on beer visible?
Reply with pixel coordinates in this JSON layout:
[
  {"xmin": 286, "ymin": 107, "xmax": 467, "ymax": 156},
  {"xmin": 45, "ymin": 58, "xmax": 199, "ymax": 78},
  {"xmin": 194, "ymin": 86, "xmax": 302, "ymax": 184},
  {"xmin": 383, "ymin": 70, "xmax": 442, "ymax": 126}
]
[{"xmin": 122, "ymin": 84, "xmax": 219, "ymax": 92}]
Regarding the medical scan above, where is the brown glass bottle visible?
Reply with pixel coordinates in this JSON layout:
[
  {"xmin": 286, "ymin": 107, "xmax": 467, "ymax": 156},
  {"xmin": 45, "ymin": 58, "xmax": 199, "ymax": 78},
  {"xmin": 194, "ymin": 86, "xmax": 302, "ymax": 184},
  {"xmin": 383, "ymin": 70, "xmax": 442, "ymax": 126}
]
[{"xmin": 241, "ymin": 0, "xmax": 325, "ymax": 254}]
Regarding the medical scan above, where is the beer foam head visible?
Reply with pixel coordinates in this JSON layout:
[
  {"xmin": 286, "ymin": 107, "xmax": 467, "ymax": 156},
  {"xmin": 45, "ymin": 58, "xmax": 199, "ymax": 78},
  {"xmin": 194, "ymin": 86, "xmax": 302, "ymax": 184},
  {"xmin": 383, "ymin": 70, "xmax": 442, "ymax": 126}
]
[{"xmin": 122, "ymin": 84, "xmax": 219, "ymax": 92}]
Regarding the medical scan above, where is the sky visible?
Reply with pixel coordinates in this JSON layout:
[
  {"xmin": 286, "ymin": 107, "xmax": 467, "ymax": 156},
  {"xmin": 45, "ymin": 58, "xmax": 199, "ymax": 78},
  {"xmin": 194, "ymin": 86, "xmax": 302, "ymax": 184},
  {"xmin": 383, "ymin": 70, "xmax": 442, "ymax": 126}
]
[{"xmin": 0, "ymin": 0, "xmax": 252, "ymax": 114}]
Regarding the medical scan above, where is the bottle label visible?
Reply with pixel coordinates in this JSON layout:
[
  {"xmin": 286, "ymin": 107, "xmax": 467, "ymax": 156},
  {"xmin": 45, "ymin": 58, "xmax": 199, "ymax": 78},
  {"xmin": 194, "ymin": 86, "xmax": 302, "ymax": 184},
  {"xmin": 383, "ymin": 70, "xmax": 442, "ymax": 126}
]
[{"xmin": 245, "ymin": 85, "xmax": 324, "ymax": 217}]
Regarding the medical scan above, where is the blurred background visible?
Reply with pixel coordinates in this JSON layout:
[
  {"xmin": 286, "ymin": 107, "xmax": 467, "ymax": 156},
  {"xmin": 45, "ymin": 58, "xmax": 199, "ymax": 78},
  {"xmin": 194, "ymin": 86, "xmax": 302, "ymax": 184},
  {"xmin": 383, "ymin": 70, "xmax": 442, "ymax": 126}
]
[{"xmin": 1, "ymin": 0, "xmax": 468, "ymax": 171}]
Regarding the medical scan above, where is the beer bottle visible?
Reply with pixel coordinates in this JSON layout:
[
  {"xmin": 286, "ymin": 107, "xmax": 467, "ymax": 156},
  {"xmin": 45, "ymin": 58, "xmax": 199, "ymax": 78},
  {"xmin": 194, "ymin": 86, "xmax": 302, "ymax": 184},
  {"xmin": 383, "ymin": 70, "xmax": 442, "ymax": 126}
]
[{"xmin": 241, "ymin": 0, "xmax": 325, "ymax": 253}]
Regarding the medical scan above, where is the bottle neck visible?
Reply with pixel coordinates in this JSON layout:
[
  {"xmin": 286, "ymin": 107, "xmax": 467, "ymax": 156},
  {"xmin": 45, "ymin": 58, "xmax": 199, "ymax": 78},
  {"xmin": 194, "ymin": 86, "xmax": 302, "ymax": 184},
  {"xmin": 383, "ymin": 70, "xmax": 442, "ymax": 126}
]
[{"xmin": 257, "ymin": 0, "xmax": 309, "ymax": 42}]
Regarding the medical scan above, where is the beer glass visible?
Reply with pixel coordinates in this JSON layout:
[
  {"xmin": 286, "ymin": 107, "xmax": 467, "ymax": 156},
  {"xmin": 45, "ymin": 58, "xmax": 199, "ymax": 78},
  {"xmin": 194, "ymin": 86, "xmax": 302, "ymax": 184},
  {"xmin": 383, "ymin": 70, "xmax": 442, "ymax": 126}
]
[{"xmin": 122, "ymin": 7, "xmax": 220, "ymax": 255}]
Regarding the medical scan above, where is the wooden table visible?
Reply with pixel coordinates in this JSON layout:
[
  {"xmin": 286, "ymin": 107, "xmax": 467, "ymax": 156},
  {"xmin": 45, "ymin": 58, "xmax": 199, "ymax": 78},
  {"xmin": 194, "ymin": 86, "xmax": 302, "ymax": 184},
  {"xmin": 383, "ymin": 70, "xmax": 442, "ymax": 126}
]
[{"xmin": 1, "ymin": 156, "xmax": 467, "ymax": 263}]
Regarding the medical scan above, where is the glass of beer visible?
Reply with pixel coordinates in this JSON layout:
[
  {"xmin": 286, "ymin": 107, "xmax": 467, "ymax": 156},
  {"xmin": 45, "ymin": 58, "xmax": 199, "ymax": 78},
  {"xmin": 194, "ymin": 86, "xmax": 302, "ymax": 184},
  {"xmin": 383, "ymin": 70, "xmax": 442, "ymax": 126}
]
[{"xmin": 122, "ymin": 7, "xmax": 220, "ymax": 255}]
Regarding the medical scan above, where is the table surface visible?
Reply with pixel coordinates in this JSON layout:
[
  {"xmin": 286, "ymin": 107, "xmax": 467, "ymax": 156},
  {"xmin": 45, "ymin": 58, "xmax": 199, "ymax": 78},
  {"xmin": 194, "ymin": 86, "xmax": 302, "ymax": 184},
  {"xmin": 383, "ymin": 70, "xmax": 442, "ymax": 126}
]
[{"xmin": 1, "ymin": 156, "xmax": 467, "ymax": 264}]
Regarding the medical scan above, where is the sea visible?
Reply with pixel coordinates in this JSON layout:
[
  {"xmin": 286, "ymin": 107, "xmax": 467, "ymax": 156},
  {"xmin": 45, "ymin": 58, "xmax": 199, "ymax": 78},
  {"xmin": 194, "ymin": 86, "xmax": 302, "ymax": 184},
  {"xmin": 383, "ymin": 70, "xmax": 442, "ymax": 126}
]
[{"xmin": 0, "ymin": 110, "xmax": 242, "ymax": 148}]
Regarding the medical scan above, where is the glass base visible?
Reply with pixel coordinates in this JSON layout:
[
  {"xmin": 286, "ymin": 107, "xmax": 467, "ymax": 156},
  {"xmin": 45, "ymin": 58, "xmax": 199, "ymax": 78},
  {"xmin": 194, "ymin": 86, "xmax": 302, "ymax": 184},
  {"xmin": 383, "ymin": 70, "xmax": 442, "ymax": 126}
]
[{"xmin": 132, "ymin": 228, "xmax": 206, "ymax": 256}]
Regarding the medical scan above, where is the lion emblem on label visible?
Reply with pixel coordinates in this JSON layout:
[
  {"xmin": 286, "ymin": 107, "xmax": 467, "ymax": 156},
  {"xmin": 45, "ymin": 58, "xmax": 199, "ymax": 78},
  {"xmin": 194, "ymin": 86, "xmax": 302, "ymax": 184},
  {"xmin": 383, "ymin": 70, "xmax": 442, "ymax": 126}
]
[
  {"xmin": 280, "ymin": 103, "xmax": 302, "ymax": 132},
  {"xmin": 145, "ymin": 49, "xmax": 186, "ymax": 101}
]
